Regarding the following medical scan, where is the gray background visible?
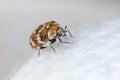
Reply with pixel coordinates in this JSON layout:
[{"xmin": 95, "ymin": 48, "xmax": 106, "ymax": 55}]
[{"xmin": 0, "ymin": 0, "xmax": 120, "ymax": 80}]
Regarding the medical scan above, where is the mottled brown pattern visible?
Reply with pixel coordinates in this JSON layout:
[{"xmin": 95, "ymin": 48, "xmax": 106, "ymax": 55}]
[
  {"xmin": 48, "ymin": 26, "xmax": 58, "ymax": 37},
  {"xmin": 47, "ymin": 21, "xmax": 60, "ymax": 37},
  {"xmin": 32, "ymin": 35, "xmax": 38, "ymax": 44},
  {"xmin": 29, "ymin": 21, "xmax": 61, "ymax": 49},
  {"xmin": 30, "ymin": 34, "xmax": 41, "ymax": 49},
  {"xmin": 34, "ymin": 25, "xmax": 43, "ymax": 35},
  {"xmin": 29, "ymin": 39, "xmax": 33, "ymax": 47},
  {"xmin": 45, "ymin": 21, "xmax": 53, "ymax": 26},
  {"xmin": 40, "ymin": 27, "xmax": 48, "ymax": 43}
]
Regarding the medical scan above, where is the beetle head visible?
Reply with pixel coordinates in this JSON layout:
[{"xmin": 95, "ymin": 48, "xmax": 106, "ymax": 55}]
[{"xmin": 56, "ymin": 26, "xmax": 68, "ymax": 38}]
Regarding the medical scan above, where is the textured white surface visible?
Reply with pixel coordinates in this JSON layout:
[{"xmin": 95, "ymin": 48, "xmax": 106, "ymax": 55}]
[
  {"xmin": 10, "ymin": 19, "xmax": 120, "ymax": 80},
  {"xmin": 1, "ymin": 0, "xmax": 120, "ymax": 79}
]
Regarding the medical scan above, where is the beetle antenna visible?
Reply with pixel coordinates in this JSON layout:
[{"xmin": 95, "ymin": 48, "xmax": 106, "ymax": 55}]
[
  {"xmin": 65, "ymin": 26, "xmax": 67, "ymax": 30},
  {"xmin": 64, "ymin": 26, "xmax": 73, "ymax": 37}
]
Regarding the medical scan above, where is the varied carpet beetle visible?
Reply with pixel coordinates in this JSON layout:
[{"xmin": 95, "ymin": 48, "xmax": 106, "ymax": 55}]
[{"xmin": 29, "ymin": 21, "xmax": 72, "ymax": 56}]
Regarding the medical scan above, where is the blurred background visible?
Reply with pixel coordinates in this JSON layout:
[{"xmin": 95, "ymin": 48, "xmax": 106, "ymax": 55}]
[{"xmin": 0, "ymin": 0, "xmax": 120, "ymax": 80}]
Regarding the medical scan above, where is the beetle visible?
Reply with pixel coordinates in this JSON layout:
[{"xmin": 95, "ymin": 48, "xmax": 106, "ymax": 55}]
[{"xmin": 29, "ymin": 21, "xmax": 72, "ymax": 56}]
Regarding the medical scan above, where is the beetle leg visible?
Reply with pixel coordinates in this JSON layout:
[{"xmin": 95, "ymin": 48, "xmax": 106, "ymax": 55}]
[
  {"xmin": 50, "ymin": 45, "xmax": 57, "ymax": 55},
  {"xmin": 38, "ymin": 49, "xmax": 40, "ymax": 57},
  {"xmin": 57, "ymin": 37, "xmax": 72, "ymax": 44}
]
